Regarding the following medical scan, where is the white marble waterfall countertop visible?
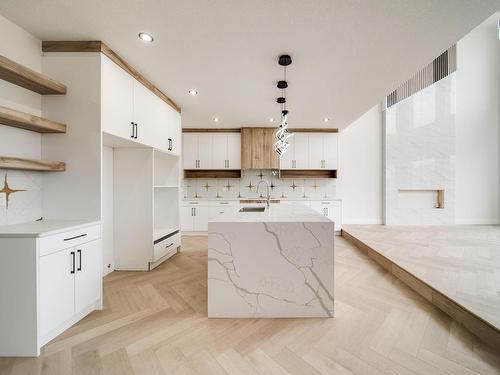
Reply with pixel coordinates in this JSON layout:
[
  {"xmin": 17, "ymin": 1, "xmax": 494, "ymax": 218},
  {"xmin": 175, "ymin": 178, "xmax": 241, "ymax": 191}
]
[
  {"xmin": 208, "ymin": 205, "xmax": 335, "ymax": 318},
  {"xmin": 0, "ymin": 220, "xmax": 101, "ymax": 238},
  {"xmin": 208, "ymin": 203, "xmax": 331, "ymax": 223}
]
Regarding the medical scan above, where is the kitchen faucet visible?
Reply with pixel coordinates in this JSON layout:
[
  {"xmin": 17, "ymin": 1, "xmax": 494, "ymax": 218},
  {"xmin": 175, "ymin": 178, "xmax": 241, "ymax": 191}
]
[{"xmin": 257, "ymin": 180, "xmax": 271, "ymax": 209}]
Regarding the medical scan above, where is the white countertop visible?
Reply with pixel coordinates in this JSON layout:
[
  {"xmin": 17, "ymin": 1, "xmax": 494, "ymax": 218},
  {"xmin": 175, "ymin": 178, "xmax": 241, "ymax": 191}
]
[
  {"xmin": 0, "ymin": 220, "xmax": 101, "ymax": 238},
  {"xmin": 208, "ymin": 203, "xmax": 331, "ymax": 223}
]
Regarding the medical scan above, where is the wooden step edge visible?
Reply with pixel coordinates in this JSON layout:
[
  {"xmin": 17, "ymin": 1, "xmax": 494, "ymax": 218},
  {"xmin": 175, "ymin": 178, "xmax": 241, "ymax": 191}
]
[
  {"xmin": 0, "ymin": 105, "xmax": 66, "ymax": 133},
  {"xmin": 0, "ymin": 156, "xmax": 66, "ymax": 172},
  {"xmin": 0, "ymin": 55, "xmax": 67, "ymax": 95},
  {"xmin": 341, "ymin": 228, "xmax": 500, "ymax": 352}
]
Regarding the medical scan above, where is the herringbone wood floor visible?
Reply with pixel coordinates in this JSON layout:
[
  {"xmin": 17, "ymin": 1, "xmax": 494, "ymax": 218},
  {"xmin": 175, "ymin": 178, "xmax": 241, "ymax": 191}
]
[{"xmin": 1, "ymin": 236, "xmax": 499, "ymax": 375}]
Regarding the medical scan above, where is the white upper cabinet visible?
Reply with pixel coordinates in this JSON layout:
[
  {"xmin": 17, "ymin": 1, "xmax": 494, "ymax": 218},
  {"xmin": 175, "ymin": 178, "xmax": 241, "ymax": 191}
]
[
  {"xmin": 280, "ymin": 136, "xmax": 294, "ymax": 169},
  {"xmin": 133, "ymin": 80, "xmax": 157, "ymax": 147},
  {"xmin": 182, "ymin": 134, "xmax": 198, "ymax": 169},
  {"xmin": 308, "ymin": 134, "xmax": 325, "ymax": 169},
  {"xmin": 322, "ymin": 133, "xmax": 338, "ymax": 169},
  {"xmin": 101, "ymin": 55, "xmax": 180, "ymax": 154},
  {"xmin": 212, "ymin": 134, "xmax": 228, "ymax": 169},
  {"xmin": 197, "ymin": 135, "xmax": 213, "ymax": 169},
  {"xmin": 101, "ymin": 55, "xmax": 134, "ymax": 140},
  {"xmin": 281, "ymin": 133, "xmax": 338, "ymax": 170},
  {"xmin": 168, "ymin": 107, "xmax": 182, "ymax": 155},
  {"xmin": 182, "ymin": 133, "xmax": 240, "ymax": 170}
]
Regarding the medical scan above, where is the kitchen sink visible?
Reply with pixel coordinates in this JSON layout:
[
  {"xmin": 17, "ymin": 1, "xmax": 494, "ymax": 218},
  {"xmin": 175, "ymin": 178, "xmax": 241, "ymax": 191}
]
[{"xmin": 239, "ymin": 206, "xmax": 266, "ymax": 212}]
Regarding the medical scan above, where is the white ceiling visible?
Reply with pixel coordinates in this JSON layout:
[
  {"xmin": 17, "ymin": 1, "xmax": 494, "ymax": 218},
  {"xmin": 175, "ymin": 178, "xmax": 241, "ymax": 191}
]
[{"xmin": 0, "ymin": 0, "xmax": 498, "ymax": 129}]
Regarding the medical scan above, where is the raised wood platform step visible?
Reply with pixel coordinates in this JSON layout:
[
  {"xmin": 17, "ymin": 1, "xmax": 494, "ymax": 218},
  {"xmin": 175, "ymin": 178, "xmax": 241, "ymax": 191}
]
[
  {"xmin": 0, "ymin": 55, "xmax": 66, "ymax": 95},
  {"xmin": 0, "ymin": 105, "xmax": 66, "ymax": 133},
  {"xmin": 341, "ymin": 225, "xmax": 500, "ymax": 352},
  {"xmin": 0, "ymin": 156, "xmax": 65, "ymax": 172}
]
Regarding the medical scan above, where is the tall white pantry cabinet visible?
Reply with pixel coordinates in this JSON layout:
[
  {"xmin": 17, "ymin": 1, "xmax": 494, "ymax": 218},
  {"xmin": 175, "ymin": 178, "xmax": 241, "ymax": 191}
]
[{"xmin": 41, "ymin": 51, "xmax": 182, "ymax": 272}]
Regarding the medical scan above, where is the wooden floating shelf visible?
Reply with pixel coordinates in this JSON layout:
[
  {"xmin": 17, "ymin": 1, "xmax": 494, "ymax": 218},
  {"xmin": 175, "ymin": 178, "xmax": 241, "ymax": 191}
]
[
  {"xmin": 0, "ymin": 156, "xmax": 66, "ymax": 172},
  {"xmin": 184, "ymin": 169, "xmax": 242, "ymax": 179},
  {"xmin": 0, "ymin": 55, "xmax": 67, "ymax": 95},
  {"xmin": 0, "ymin": 105, "xmax": 66, "ymax": 133},
  {"xmin": 279, "ymin": 169, "xmax": 337, "ymax": 179}
]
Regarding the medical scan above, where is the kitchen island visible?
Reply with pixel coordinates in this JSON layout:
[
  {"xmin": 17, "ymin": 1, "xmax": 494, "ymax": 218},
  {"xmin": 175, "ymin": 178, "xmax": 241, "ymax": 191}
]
[{"xmin": 208, "ymin": 204, "xmax": 334, "ymax": 318}]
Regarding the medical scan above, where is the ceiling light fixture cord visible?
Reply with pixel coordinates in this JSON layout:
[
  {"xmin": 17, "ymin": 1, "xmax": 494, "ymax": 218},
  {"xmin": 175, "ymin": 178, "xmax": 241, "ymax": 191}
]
[{"xmin": 275, "ymin": 55, "xmax": 293, "ymax": 157}]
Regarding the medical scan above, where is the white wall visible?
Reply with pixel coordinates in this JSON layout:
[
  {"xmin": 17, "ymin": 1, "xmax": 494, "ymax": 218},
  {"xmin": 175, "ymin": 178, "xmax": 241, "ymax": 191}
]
[
  {"xmin": 337, "ymin": 104, "xmax": 383, "ymax": 224},
  {"xmin": 0, "ymin": 14, "xmax": 43, "ymax": 225},
  {"xmin": 455, "ymin": 13, "xmax": 500, "ymax": 224},
  {"xmin": 102, "ymin": 146, "xmax": 114, "ymax": 275}
]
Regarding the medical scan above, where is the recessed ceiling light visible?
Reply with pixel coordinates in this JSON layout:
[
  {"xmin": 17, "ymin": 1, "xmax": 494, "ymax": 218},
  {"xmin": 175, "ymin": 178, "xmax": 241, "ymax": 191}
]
[
  {"xmin": 188, "ymin": 89, "xmax": 198, "ymax": 96},
  {"xmin": 213, "ymin": 117, "xmax": 219, "ymax": 123},
  {"xmin": 138, "ymin": 32, "xmax": 154, "ymax": 43},
  {"xmin": 269, "ymin": 118, "xmax": 274, "ymax": 123},
  {"xmin": 323, "ymin": 117, "xmax": 330, "ymax": 123}
]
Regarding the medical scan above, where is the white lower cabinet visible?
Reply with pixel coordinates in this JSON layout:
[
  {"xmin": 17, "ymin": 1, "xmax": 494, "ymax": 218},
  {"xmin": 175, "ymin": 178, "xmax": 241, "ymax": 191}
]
[
  {"xmin": 310, "ymin": 200, "xmax": 342, "ymax": 231},
  {"xmin": 0, "ymin": 222, "xmax": 102, "ymax": 356},
  {"xmin": 181, "ymin": 203, "xmax": 210, "ymax": 232},
  {"xmin": 74, "ymin": 240, "xmax": 102, "ymax": 312},
  {"xmin": 39, "ymin": 248, "xmax": 75, "ymax": 338}
]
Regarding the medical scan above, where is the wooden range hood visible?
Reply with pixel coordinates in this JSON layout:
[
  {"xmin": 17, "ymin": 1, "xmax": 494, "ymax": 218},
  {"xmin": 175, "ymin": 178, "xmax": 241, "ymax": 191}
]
[{"xmin": 241, "ymin": 127, "xmax": 279, "ymax": 170}]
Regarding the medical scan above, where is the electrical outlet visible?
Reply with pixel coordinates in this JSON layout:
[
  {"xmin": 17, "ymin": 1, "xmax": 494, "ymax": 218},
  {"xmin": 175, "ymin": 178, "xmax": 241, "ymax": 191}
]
[{"xmin": 0, "ymin": 193, "xmax": 6, "ymax": 207}]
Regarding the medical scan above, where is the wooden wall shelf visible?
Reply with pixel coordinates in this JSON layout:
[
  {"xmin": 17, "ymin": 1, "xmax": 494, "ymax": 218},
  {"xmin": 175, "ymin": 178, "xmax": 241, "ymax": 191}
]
[
  {"xmin": 280, "ymin": 170, "xmax": 337, "ymax": 179},
  {"xmin": 0, "ymin": 106, "xmax": 66, "ymax": 133},
  {"xmin": 184, "ymin": 170, "xmax": 241, "ymax": 179},
  {"xmin": 0, "ymin": 157, "xmax": 66, "ymax": 172},
  {"xmin": 0, "ymin": 55, "xmax": 67, "ymax": 95}
]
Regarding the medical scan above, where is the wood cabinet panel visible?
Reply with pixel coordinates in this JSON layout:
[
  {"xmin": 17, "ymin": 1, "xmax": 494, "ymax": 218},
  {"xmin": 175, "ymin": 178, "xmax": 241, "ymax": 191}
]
[
  {"xmin": 241, "ymin": 128, "xmax": 279, "ymax": 169},
  {"xmin": 241, "ymin": 128, "xmax": 253, "ymax": 169}
]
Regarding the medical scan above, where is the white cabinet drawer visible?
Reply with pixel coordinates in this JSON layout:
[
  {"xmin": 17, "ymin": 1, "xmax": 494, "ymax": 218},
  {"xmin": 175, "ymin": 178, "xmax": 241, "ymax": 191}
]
[
  {"xmin": 153, "ymin": 232, "xmax": 180, "ymax": 261},
  {"xmin": 209, "ymin": 206, "xmax": 239, "ymax": 218},
  {"xmin": 212, "ymin": 201, "xmax": 239, "ymax": 206},
  {"xmin": 39, "ymin": 224, "xmax": 101, "ymax": 257}
]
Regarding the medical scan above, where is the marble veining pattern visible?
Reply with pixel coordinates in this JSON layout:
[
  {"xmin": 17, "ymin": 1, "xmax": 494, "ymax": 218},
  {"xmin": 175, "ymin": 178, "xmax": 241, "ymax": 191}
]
[{"xmin": 208, "ymin": 217, "xmax": 334, "ymax": 318}]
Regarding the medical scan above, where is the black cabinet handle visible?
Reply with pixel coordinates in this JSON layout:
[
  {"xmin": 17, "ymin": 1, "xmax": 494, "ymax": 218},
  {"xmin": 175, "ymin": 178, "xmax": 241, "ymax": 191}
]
[
  {"xmin": 64, "ymin": 233, "xmax": 87, "ymax": 241},
  {"xmin": 130, "ymin": 122, "xmax": 135, "ymax": 138},
  {"xmin": 165, "ymin": 242, "xmax": 174, "ymax": 248},
  {"xmin": 134, "ymin": 123, "xmax": 138, "ymax": 139},
  {"xmin": 168, "ymin": 138, "xmax": 172, "ymax": 151},
  {"xmin": 70, "ymin": 251, "xmax": 75, "ymax": 274},
  {"xmin": 77, "ymin": 249, "xmax": 82, "ymax": 271}
]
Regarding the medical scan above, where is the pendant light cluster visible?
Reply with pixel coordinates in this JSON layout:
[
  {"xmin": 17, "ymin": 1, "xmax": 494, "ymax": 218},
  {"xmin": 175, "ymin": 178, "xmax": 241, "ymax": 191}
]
[{"xmin": 274, "ymin": 54, "xmax": 294, "ymax": 157}]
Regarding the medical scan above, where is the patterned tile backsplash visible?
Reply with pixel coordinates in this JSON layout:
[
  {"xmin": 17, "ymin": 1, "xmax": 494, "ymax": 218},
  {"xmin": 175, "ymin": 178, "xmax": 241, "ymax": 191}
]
[
  {"xmin": 182, "ymin": 170, "xmax": 336, "ymax": 200},
  {"xmin": 0, "ymin": 171, "xmax": 42, "ymax": 226}
]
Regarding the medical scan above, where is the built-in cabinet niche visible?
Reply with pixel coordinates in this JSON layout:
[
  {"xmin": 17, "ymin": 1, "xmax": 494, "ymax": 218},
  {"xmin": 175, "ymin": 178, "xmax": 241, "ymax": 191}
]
[
  {"xmin": 183, "ymin": 132, "xmax": 241, "ymax": 170},
  {"xmin": 114, "ymin": 149, "xmax": 180, "ymax": 271},
  {"xmin": 102, "ymin": 55, "xmax": 181, "ymax": 154}
]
